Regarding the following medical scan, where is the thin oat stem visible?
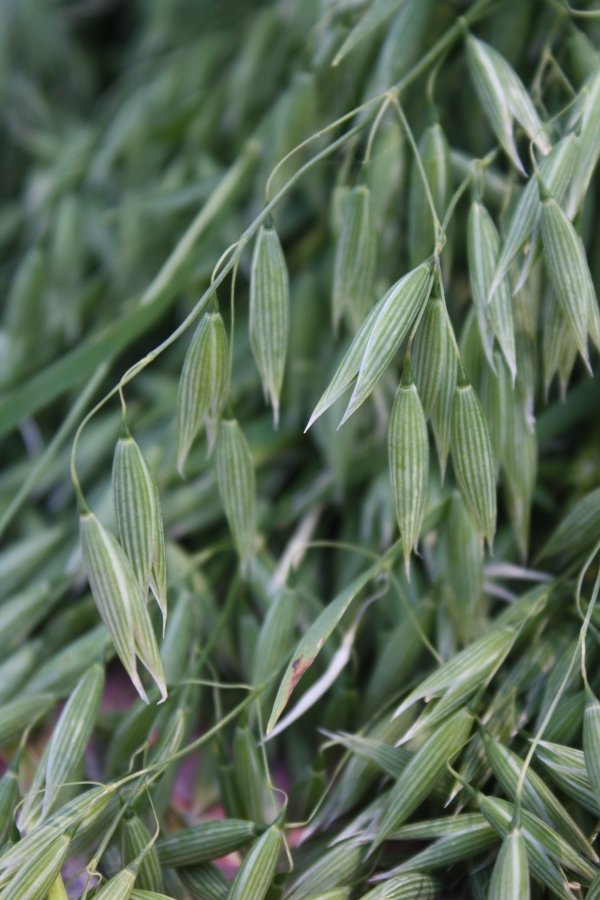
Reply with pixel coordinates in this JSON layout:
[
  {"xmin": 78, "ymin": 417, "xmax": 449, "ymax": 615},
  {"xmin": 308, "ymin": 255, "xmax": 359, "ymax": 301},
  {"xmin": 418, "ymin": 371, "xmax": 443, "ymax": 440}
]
[
  {"xmin": 70, "ymin": 115, "xmax": 373, "ymax": 496},
  {"xmin": 389, "ymin": 93, "xmax": 442, "ymax": 239},
  {"xmin": 70, "ymin": 0, "xmax": 499, "ymax": 497},
  {"xmin": 442, "ymin": 149, "xmax": 498, "ymax": 235},
  {"xmin": 364, "ymin": 94, "xmax": 393, "ymax": 166},
  {"xmin": 265, "ymin": 95, "xmax": 383, "ymax": 202}
]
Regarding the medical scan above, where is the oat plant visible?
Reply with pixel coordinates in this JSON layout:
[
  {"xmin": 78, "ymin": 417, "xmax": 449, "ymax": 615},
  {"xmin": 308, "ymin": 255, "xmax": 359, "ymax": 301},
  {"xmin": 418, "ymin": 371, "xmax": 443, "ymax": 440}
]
[{"xmin": 1, "ymin": 0, "xmax": 600, "ymax": 897}]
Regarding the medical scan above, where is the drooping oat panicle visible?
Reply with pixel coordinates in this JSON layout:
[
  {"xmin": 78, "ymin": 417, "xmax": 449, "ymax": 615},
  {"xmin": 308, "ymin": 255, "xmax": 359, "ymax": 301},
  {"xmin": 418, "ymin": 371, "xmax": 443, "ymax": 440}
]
[
  {"xmin": 540, "ymin": 195, "xmax": 592, "ymax": 368},
  {"xmin": 373, "ymin": 710, "xmax": 473, "ymax": 849},
  {"xmin": 250, "ymin": 222, "xmax": 290, "ymax": 426},
  {"xmin": 43, "ymin": 663, "xmax": 104, "ymax": 816},
  {"xmin": 340, "ymin": 262, "xmax": 434, "ymax": 425},
  {"xmin": 388, "ymin": 369, "xmax": 428, "ymax": 574},
  {"xmin": 467, "ymin": 200, "xmax": 516, "ymax": 381},
  {"xmin": 80, "ymin": 509, "xmax": 166, "ymax": 703},
  {"xmin": 408, "ymin": 124, "xmax": 450, "ymax": 269},
  {"xmin": 412, "ymin": 296, "xmax": 457, "ymax": 478},
  {"xmin": 121, "ymin": 814, "xmax": 163, "ymax": 893},
  {"xmin": 215, "ymin": 418, "xmax": 256, "ymax": 572},
  {"xmin": 491, "ymin": 134, "xmax": 578, "ymax": 295},
  {"xmin": 157, "ymin": 820, "xmax": 259, "ymax": 868},
  {"xmin": 332, "ymin": 184, "xmax": 377, "ymax": 330},
  {"xmin": 488, "ymin": 829, "xmax": 530, "ymax": 900},
  {"xmin": 466, "ymin": 35, "xmax": 549, "ymax": 174},
  {"xmin": 228, "ymin": 823, "xmax": 283, "ymax": 900},
  {"xmin": 450, "ymin": 382, "xmax": 497, "ymax": 544},
  {"xmin": 176, "ymin": 311, "xmax": 229, "ymax": 473}
]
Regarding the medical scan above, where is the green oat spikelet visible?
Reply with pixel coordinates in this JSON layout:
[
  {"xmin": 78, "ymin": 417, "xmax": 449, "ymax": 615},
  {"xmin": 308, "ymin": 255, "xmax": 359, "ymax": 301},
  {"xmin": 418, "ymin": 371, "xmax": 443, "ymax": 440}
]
[
  {"xmin": 113, "ymin": 423, "xmax": 167, "ymax": 629},
  {"xmin": 176, "ymin": 311, "xmax": 229, "ymax": 473},
  {"xmin": 450, "ymin": 382, "xmax": 497, "ymax": 545},
  {"xmin": 388, "ymin": 366, "xmax": 428, "ymax": 575},
  {"xmin": 488, "ymin": 829, "xmax": 530, "ymax": 900},
  {"xmin": 340, "ymin": 262, "xmax": 434, "ymax": 425},
  {"xmin": 332, "ymin": 184, "xmax": 377, "ymax": 330},
  {"xmin": 215, "ymin": 418, "xmax": 257, "ymax": 573},
  {"xmin": 250, "ymin": 222, "xmax": 290, "ymax": 426},
  {"xmin": 80, "ymin": 508, "xmax": 166, "ymax": 704}
]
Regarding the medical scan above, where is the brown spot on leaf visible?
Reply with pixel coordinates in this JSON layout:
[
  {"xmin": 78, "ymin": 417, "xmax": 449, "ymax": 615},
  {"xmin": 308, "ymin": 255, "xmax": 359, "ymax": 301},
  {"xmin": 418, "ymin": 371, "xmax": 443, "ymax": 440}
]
[{"xmin": 285, "ymin": 654, "xmax": 315, "ymax": 704}]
